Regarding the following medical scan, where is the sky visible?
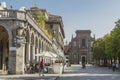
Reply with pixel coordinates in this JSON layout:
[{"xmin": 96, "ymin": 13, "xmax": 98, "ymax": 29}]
[{"xmin": 1, "ymin": 0, "xmax": 120, "ymax": 43}]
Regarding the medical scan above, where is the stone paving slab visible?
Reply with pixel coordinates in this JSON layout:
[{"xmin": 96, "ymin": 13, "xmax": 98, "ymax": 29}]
[
  {"xmin": 56, "ymin": 64, "xmax": 120, "ymax": 80},
  {"xmin": 0, "ymin": 73, "xmax": 59, "ymax": 80}
]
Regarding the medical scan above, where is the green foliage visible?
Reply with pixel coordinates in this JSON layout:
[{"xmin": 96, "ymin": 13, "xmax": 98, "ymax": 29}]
[
  {"xmin": 93, "ymin": 38, "xmax": 105, "ymax": 60},
  {"xmin": 30, "ymin": 10, "xmax": 54, "ymax": 40},
  {"xmin": 92, "ymin": 19, "xmax": 120, "ymax": 62},
  {"xmin": 111, "ymin": 19, "xmax": 120, "ymax": 57},
  {"xmin": 36, "ymin": 11, "xmax": 46, "ymax": 29},
  {"xmin": 103, "ymin": 34, "xmax": 113, "ymax": 58}
]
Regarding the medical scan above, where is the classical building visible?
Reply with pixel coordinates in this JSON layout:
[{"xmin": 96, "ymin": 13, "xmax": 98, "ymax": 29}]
[
  {"xmin": 46, "ymin": 14, "xmax": 65, "ymax": 59},
  {"xmin": 0, "ymin": 2, "xmax": 65, "ymax": 74},
  {"xmin": 68, "ymin": 30, "xmax": 94, "ymax": 64}
]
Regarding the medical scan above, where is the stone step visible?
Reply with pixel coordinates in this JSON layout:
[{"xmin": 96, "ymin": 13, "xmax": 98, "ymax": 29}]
[{"xmin": 0, "ymin": 70, "xmax": 8, "ymax": 74}]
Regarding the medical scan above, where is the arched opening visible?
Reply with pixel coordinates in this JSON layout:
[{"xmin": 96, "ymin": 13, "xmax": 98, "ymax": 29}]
[{"xmin": 0, "ymin": 26, "xmax": 9, "ymax": 71}]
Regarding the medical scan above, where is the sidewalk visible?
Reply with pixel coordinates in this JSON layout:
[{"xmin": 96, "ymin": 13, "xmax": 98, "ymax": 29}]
[{"xmin": 0, "ymin": 73, "xmax": 60, "ymax": 80}]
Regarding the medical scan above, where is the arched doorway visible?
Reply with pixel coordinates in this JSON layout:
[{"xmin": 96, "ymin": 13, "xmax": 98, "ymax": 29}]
[{"xmin": 0, "ymin": 26, "xmax": 9, "ymax": 71}]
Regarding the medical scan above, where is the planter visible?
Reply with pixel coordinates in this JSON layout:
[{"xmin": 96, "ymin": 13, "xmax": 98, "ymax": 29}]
[{"xmin": 53, "ymin": 63, "xmax": 63, "ymax": 74}]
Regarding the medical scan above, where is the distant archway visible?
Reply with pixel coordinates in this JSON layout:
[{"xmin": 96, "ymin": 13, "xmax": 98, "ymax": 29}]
[{"xmin": 0, "ymin": 26, "xmax": 9, "ymax": 70}]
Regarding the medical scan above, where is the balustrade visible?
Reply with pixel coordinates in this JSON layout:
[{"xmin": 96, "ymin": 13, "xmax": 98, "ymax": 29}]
[{"xmin": 0, "ymin": 10, "xmax": 25, "ymax": 20}]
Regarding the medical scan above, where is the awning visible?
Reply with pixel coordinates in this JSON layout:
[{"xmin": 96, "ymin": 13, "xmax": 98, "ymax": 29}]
[
  {"xmin": 35, "ymin": 51, "xmax": 53, "ymax": 57},
  {"xmin": 49, "ymin": 51, "xmax": 58, "ymax": 58}
]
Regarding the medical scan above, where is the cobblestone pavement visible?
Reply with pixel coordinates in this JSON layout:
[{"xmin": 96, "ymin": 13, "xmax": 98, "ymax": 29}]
[
  {"xmin": 0, "ymin": 77, "xmax": 56, "ymax": 80},
  {"xmin": 56, "ymin": 64, "xmax": 120, "ymax": 80}
]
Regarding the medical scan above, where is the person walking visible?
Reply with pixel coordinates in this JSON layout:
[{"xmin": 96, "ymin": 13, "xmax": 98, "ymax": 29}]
[
  {"xmin": 39, "ymin": 59, "xmax": 45, "ymax": 76},
  {"xmin": 116, "ymin": 63, "xmax": 119, "ymax": 71},
  {"xmin": 112, "ymin": 62, "xmax": 116, "ymax": 71},
  {"xmin": 82, "ymin": 62, "xmax": 86, "ymax": 69},
  {"xmin": 81, "ymin": 56, "xmax": 86, "ymax": 69}
]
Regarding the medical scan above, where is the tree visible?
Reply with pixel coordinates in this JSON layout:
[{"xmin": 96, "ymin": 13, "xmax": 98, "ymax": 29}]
[
  {"xmin": 92, "ymin": 38, "xmax": 106, "ymax": 65},
  {"xmin": 104, "ymin": 34, "xmax": 113, "ymax": 59},
  {"xmin": 93, "ymin": 19, "xmax": 120, "ymax": 65},
  {"xmin": 111, "ymin": 19, "xmax": 120, "ymax": 63},
  {"xmin": 103, "ymin": 34, "xmax": 114, "ymax": 65}
]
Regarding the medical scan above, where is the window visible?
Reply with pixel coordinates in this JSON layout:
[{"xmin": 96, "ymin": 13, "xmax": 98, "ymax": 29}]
[
  {"xmin": 74, "ymin": 55, "xmax": 76, "ymax": 59},
  {"xmin": 50, "ymin": 24, "xmax": 53, "ymax": 29},
  {"xmin": 73, "ymin": 41, "xmax": 76, "ymax": 46},
  {"xmin": 82, "ymin": 39, "xmax": 86, "ymax": 47}
]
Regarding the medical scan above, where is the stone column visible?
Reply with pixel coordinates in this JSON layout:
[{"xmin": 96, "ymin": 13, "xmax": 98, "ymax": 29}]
[
  {"xmin": 16, "ymin": 43, "xmax": 25, "ymax": 74},
  {"xmin": 32, "ymin": 45, "xmax": 35, "ymax": 62},
  {"xmin": 8, "ymin": 23, "xmax": 27, "ymax": 74},
  {"xmin": 8, "ymin": 41, "xmax": 25, "ymax": 74},
  {"xmin": 26, "ymin": 43, "xmax": 30, "ymax": 63},
  {"xmin": 36, "ymin": 47, "xmax": 39, "ymax": 62},
  {"xmin": 8, "ymin": 38, "xmax": 16, "ymax": 74},
  {"xmin": 8, "ymin": 48, "xmax": 16, "ymax": 74}
]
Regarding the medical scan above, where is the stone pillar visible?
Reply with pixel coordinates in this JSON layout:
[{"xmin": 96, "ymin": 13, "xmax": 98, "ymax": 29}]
[
  {"xmin": 8, "ymin": 29, "xmax": 25, "ymax": 74},
  {"xmin": 8, "ymin": 42, "xmax": 25, "ymax": 74},
  {"xmin": 32, "ymin": 45, "xmax": 35, "ymax": 62},
  {"xmin": 26, "ymin": 43, "xmax": 30, "ymax": 63},
  {"xmin": 36, "ymin": 47, "xmax": 39, "ymax": 62},
  {"xmin": 8, "ymin": 44, "xmax": 25, "ymax": 74},
  {"xmin": 8, "ymin": 49, "xmax": 16, "ymax": 74},
  {"xmin": 8, "ymin": 38, "xmax": 16, "ymax": 74},
  {"xmin": 16, "ymin": 44, "xmax": 25, "ymax": 74}
]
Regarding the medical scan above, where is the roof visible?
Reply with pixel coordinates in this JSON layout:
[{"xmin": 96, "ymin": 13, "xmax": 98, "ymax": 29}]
[
  {"xmin": 29, "ymin": 7, "xmax": 46, "ymax": 12},
  {"xmin": 76, "ymin": 30, "xmax": 91, "ymax": 34}
]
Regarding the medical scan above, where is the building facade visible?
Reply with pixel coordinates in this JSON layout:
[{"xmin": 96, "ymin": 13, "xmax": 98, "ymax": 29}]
[
  {"xmin": 0, "ymin": 3, "xmax": 65, "ymax": 74},
  {"xmin": 68, "ymin": 30, "xmax": 94, "ymax": 64},
  {"xmin": 46, "ymin": 14, "xmax": 65, "ymax": 58}
]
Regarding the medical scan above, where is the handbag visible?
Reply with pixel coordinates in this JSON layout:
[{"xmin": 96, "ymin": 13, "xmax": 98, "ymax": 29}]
[{"xmin": 44, "ymin": 68, "xmax": 47, "ymax": 72}]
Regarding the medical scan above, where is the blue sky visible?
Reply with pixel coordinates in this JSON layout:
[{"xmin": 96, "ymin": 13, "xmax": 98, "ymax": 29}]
[{"xmin": 1, "ymin": 0, "xmax": 120, "ymax": 43}]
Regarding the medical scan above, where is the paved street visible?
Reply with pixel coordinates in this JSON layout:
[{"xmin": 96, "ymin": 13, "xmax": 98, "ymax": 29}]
[
  {"xmin": 56, "ymin": 64, "xmax": 120, "ymax": 80},
  {"xmin": 0, "ymin": 64, "xmax": 120, "ymax": 80},
  {"xmin": 0, "ymin": 73, "xmax": 59, "ymax": 80}
]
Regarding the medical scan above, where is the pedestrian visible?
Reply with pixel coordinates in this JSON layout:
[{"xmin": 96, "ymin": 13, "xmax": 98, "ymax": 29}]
[
  {"xmin": 82, "ymin": 62, "xmax": 86, "ymax": 69},
  {"xmin": 112, "ymin": 62, "xmax": 116, "ymax": 71},
  {"xmin": 81, "ymin": 57, "xmax": 86, "ymax": 69},
  {"xmin": 116, "ymin": 63, "xmax": 119, "ymax": 71},
  {"xmin": 39, "ymin": 59, "xmax": 45, "ymax": 76}
]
